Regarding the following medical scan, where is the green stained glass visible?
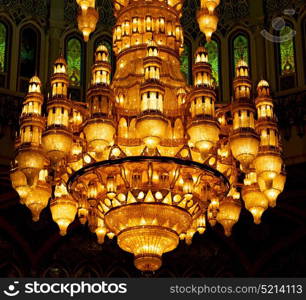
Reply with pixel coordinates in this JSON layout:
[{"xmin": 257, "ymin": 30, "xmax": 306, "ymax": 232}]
[
  {"xmin": 180, "ymin": 43, "xmax": 191, "ymax": 84},
  {"xmin": 279, "ymin": 25, "xmax": 295, "ymax": 75},
  {"xmin": 206, "ymin": 40, "xmax": 219, "ymax": 86},
  {"xmin": 67, "ymin": 38, "xmax": 82, "ymax": 86},
  {"xmin": 233, "ymin": 35, "xmax": 249, "ymax": 71},
  {"xmin": 0, "ymin": 23, "xmax": 7, "ymax": 72}
]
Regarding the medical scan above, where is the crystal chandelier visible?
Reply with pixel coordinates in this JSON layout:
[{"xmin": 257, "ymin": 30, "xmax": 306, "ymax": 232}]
[
  {"xmin": 76, "ymin": 0, "xmax": 99, "ymax": 41},
  {"xmin": 197, "ymin": 0, "xmax": 220, "ymax": 41},
  {"xmin": 10, "ymin": 0, "xmax": 286, "ymax": 272}
]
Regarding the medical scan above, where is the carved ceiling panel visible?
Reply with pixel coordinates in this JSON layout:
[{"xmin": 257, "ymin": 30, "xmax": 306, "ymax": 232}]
[
  {"xmin": 264, "ymin": 0, "xmax": 305, "ymax": 15},
  {"xmin": 181, "ymin": 0, "xmax": 249, "ymax": 40},
  {"xmin": 64, "ymin": 0, "xmax": 116, "ymax": 30},
  {"xmin": 63, "ymin": 0, "xmax": 251, "ymax": 40},
  {"xmin": 0, "ymin": 0, "xmax": 49, "ymax": 25}
]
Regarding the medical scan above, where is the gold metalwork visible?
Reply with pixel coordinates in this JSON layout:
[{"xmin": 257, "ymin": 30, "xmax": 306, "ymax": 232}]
[{"xmin": 11, "ymin": 0, "xmax": 286, "ymax": 272}]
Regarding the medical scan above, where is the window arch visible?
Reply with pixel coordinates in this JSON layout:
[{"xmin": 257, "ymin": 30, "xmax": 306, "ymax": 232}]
[
  {"xmin": 275, "ymin": 23, "xmax": 296, "ymax": 90},
  {"xmin": 0, "ymin": 19, "xmax": 10, "ymax": 88},
  {"xmin": 0, "ymin": 22, "xmax": 7, "ymax": 73},
  {"xmin": 18, "ymin": 25, "xmax": 40, "ymax": 92},
  {"xmin": 180, "ymin": 41, "xmax": 192, "ymax": 85},
  {"xmin": 65, "ymin": 35, "xmax": 84, "ymax": 101},
  {"xmin": 206, "ymin": 39, "xmax": 221, "ymax": 88},
  {"xmin": 66, "ymin": 37, "xmax": 82, "ymax": 87},
  {"xmin": 231, "ymin": 32, "xmax": 250, "ymax": 76},
  {"xmin": 278, "ymin": 25, "xmax": 296, "ymax": 75}
]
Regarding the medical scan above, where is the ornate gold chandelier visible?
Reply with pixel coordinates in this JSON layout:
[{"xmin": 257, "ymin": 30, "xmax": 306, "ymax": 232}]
[
  {"xmin": 10, "ymin": 0, "xmax": 286, "ymax": 272},
  {"xmin": 76, "ymin": 0, "xmax": 99, "ymax": 41}
]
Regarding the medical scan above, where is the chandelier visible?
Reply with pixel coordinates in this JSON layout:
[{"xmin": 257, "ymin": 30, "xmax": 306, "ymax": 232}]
[{"xmin": 10, "ymin": 0, "xmax": 286, "ymax": 272}]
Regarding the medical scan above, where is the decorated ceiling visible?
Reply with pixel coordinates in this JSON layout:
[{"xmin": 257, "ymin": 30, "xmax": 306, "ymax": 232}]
[{"xmin": 0, "ymin": 0, "xmax": 304, "ymax": 39}]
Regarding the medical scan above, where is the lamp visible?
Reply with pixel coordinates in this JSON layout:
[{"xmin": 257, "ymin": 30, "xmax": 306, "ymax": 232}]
[
  {"xmin": 77, "ymin": 7, "xmax": 99, "ymax": 42},
  {"xmin": 10, "ymin": 0, "xmax": 286, "ymax": 272}
]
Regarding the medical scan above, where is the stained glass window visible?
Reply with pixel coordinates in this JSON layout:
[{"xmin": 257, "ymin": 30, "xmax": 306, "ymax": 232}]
[
  {"xmin": 66, "ymin": 38, "xmax": 82, "ymax": 86},
  {"xmin": 20, "ymin": 27, "xmax": 38, "ymax": 78},
  {"xmin": 180, "ymin": 43, "xmax": 191, "ymax": 85},
  {"xmin": 206, "ymin": 40, "xmax": 220, "ymax": 86},
  {"xmin": 279, "ymin": 25, "xmax": 295, "ymax": 75},
  {"xmin": 233, "ymin": 34, "xmax": 249, "ymax": 72},
  {"xmin": 0, "ymin": 22, "xmax": 7, "ymax": 73}
]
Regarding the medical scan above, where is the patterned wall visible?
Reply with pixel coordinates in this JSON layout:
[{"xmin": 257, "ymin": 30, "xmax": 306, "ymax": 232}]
[
  {"xmin": 0, "ymin": 0, "xmax": 49, "ymax": 25},
  {"xmin": 181, "ymin": 0, "xmax": 250, "ymax": 39},
  {"xmin": 264, "ymin": 0, "xmax": 305, "ymax": 14},
  {"xmin": 64, "ymin": 0, "xmax": 116, "ymax": 29}
]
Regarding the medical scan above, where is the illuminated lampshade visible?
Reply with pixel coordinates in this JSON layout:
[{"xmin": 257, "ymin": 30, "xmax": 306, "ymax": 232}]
[
  {"xmin": 254, "ymin": 152, "xmax": 282, "ymax": 186},
  {"xmin": 217, "ymin": 197, "xmax": 241, "ymax": 237},
  {"xmin": 68, "ymin": 140, "xmax": 84, "ymax": 171},
  {"xmin": 137, "ymin": 58, "xmax": 167, "ymax": 148},
  {"xmin": 50, "ymin": 185, "xmax": 78, "ymax": 236},
  {"xmin": 197, "ymin": 9, "xmax": 218, "ymax": 42},
  {"xmin": 105, "ymin": 203, "xmax": 191, "ymax": 271},
  {"xmin": 76, "ymin": 0, "xmax": 95, "ymax": 11},
  {"xmin": 25, "ymin": 182, "xmax": 51, "ymax": 222},
  {"xmin": 230, "ymin": 133, "xmax": 259, "ymax": 168},
  {"xmin": 236, "ymin": 59, "xmax": 249, "ymax": 77},
  {"xmin": 15, "ymin": 150, "xmax": 46, "ymax": 185},
  {"xmin": 95, "ymin": 217, "xmax": 107, "ymax": 244},
  {"xmin": 257, "ymin": 80, "xmax": 270, "ymax": 97},
  {"xmin": 77, "ymin": 7, "xmax": 99, "ymax": 42},
  {"xmin": 196, "ymin": 214, "xmax": 206, "ymax": 234},
  {"xmin": 10, "ymin": 168, "xmax": 30, "ymax": 203},
  {"xmin": 242, "ymin": 183, "xmax": 268, "ymax": 224},
  {"xmin": 194, "ymin": 46, "xmax": 209, "ymax": 63},
  {"xmin": 95, "ymin": 44, "xmax": 110, "ymax": 62},
  {"xmin": 187, "ymin": 120, "xmax": 220, "ymax": 155},
  {"xmin": 78, "ymin": 207, "xmax": 89, "ymax": 225},
  {"xmin": 42, "ymin": 130, "xmax": 73, "ymax": 163},
  {"xmin": 258, "ymin": 171, "xmax": 286, "ymax": 208},
  {"xmin": 200, "ymin": 0, "xmax": 220, "ymax": 13},
  {"xmin": 136, "ymin": 111, "xmax": 168, "ymax": 148},
  {"xmin": 28, "ymin": 75, "xmax": 42, "ymax": 94},
  {"xmin": 216, "ymin": 143, "xmax": 232, "ymax": 175},
  {"xmin": 83, "ymin": 119, "xmax": 115, "ymax": 153},
  {"xmin": 136, "ymin": 115, "xmax": 168, "ymax": 148}
]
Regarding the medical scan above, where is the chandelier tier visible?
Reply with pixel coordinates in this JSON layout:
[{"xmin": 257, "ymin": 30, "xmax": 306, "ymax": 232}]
[
  {"xmin": 10, "ymin": 0, "xmax": 286, "ymax": 272},
  {"xmin": 77, "ymin": 0, "xmax": 99, "ymax": 41}
]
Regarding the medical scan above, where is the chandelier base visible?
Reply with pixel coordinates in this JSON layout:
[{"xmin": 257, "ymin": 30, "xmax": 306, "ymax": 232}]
[
  {"xmin": 134, "ymin": 255, "xmax": 162, "ymax": 272},
  {"xmin": 117, "ymin": 226, "xmax": 179, "ymax": 272}
]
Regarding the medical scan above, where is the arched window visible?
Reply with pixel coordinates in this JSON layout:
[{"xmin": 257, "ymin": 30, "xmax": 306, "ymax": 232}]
[
  {"xmin": 279, "ymin": 25, "xmax": 296, "ymax": 75},
  {"xmin": 231, "ymin": 33, "xmax": 250, "ymax": 75},
  {"xmin": 206, "ymin": 39, "xmax": 221, "ymax": 88},
  {"xmin": 0, "ymin": 20, "xmax": 10, "ymax": 88},
  {"xmin": 65, "ymin": 35, "xmax": 84, "ymax": 101},
  {"xmin": 66, "ymin": 37, "xmax": 82, "ymax": 87},
  {"xmin": 276, "ymin": 23, "xmax": 296, "ymax": 90},
  {"xmin": 19, "ymin": 26, "xmax": 40, "ymax": 92},
  {"xmin": 0, "ymin": 22, "xmax": 7, "ymax": 73},
  {"xmin": 180, "ymin": 42, "xmax": 192, "ymax": 85}
]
